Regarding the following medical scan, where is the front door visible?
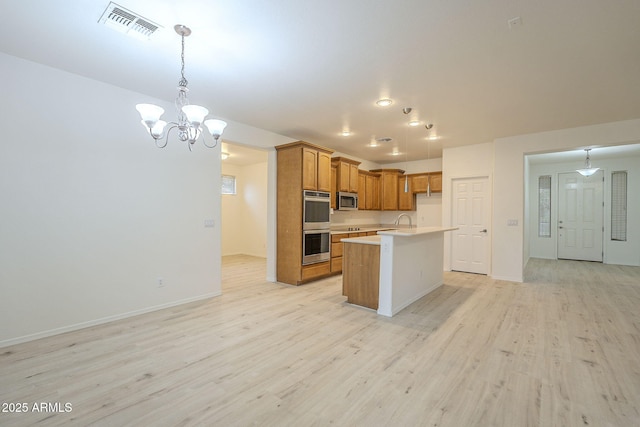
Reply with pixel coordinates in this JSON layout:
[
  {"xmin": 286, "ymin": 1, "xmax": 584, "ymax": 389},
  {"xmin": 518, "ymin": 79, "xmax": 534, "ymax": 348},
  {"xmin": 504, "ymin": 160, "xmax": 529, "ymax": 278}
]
[
  {"xmin": 451, "ymin": 177, "xmax": 490, "ymax": 274},
  {"xmin": 557, "ymin": 171, "xmax": 604, "ymax": 262}
]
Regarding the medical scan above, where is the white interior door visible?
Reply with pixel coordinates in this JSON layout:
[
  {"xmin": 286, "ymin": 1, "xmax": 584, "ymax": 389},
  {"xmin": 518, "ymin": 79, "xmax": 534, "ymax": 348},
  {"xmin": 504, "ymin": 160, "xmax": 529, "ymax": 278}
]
[
  {"xmin": 451, "ymin": 177, "xmax": 490, "ymax": 274},
  {"xmin": 557, "ymin": 171, "xmax": 603, "ymax": 262}
]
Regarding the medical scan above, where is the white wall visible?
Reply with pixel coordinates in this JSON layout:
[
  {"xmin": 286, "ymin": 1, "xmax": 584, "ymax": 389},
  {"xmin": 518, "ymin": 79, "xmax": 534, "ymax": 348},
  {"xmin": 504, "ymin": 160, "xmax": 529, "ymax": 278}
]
[
  {"xmin": 0, "ymin": 52, "xmax": 292, "ymax": 346},
  {"xmin": 221, "ymin": 162, "xmax": 268, "ymax": 257},
  {"xmin": 528, "ymin": 155, "xmax": 640, "ymax": 266}
]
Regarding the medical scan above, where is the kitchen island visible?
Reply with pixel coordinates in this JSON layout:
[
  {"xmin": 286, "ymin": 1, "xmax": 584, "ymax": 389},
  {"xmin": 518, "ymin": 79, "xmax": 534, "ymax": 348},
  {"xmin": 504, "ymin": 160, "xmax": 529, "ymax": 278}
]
[{"xmin": 341, "ymin": 227, "xmax": 456, "ymax": 317}]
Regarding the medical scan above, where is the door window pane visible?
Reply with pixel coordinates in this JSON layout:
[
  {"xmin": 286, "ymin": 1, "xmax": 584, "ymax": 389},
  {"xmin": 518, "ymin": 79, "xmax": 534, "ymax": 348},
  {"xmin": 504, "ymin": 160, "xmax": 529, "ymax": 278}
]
[
  {"xmin": 538, "ymin": 175, "xmax": 551, "ymax": 237},
  {"xmin": 611, "ymin": 171, "xmax": 627, "ymax": 241}
]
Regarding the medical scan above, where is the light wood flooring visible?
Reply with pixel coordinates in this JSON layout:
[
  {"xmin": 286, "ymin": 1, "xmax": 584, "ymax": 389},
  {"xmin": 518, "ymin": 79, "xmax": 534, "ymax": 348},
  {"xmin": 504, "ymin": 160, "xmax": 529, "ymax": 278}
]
[{"xmin": 1, "ymin": 256, "xmax": 639, "ymax": 426}]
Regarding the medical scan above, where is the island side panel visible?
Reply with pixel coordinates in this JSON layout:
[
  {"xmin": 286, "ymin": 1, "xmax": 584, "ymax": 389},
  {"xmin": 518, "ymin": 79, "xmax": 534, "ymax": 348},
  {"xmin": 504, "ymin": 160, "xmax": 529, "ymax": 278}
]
[{"xmin": 343, "ymin": 242, "xmax": 380, "ymax": 310}]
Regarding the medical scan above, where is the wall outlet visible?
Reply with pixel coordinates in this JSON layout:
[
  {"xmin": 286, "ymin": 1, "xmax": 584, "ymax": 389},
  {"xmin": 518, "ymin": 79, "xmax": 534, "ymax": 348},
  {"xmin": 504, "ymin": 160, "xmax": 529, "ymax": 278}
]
[
  {"xmin": 157, "ymin": 277, "xmax": 165, "ymax": 288},
  {"xmin": 204, "ymin": 219, "xmax": 215, "ymax": 228}
]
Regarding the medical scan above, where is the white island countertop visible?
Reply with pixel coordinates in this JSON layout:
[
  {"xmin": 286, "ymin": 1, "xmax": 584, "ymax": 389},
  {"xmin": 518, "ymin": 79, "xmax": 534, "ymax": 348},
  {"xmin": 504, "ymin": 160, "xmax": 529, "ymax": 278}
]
[{"xmin": 377, "ymin": 226, "xmax": 457, "ymax": 237}]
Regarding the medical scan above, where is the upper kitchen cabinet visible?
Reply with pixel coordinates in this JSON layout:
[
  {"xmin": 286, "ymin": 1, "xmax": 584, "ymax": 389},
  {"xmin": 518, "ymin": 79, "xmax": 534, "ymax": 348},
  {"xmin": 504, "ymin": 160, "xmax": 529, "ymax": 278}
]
[
  {"xmin": 330, "ymin": 163, "xmax": 337, "ymax": 209},
  {"xmin": 358, "ymin": 170, "xmax": 381, "ymax": 210},
  {"xmin": 298, "ymin": 143, "xmax": 333, "ymax": 192},
  {"xmin": 332, "ymin": 157, "xmax": 361, "ymax": 193},
  {"xmin": 371, "ymin": 169, "xmax": 404, "ymax": 211},
  {"xmin": 411, "ymin": 172, "xmax": 443, "ymax": 193}
]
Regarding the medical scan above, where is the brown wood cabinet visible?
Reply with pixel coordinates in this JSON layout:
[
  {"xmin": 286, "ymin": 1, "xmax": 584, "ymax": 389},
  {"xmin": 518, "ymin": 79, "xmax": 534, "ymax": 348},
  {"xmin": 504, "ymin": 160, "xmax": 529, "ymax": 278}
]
[
  {"xmin": 358, "ymin": 170, "xmax": 381, "ymax": 210},
  {"xmin": 331, "ymin": 232, "xmax": 367, "ymax": 274},
  {"xmin": 368, "ymin": 173, "xmax": 381, "ymax": 210},
  {"xmin": 371, "ymin": 169, "xmax": 404, "ymax": 211},
  {"xmin": 332, "ymin": 157, "xmax": 361, "ymax": 193},
  {"xmin": 302, "ymin": 147, "xmax": 332, "ymax": 192},
  {"xmin": 330, "ymin": 164, "xmax": 337, "ymax": 209},
  {"xmin": 411, "ymin": 172, "xmax": 442, "ymax": 194},
  {"xmin": 317, "ymin": 151, "xmax": 332, "ymax": 192},
  {"xmin": 357, "ymin": 172, "xmax": 366, "ymax": 209},
  {"xmin": 276, "ymin": 141, "xmax": 334, "ymax": 285}
]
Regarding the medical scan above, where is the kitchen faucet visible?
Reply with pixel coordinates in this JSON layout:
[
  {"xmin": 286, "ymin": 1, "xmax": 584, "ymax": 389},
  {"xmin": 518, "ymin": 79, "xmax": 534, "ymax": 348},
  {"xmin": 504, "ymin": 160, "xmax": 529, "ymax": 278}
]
[{"xmin": 394, "ymin": 213, "xmax": 413, "ymax": 229}]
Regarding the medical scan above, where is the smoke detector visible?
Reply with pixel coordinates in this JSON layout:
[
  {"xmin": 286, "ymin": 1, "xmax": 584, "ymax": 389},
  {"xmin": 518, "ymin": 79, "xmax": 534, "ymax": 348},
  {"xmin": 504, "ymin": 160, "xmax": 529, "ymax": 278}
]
[{"xmin": 99, "ymin": 2, "xmax": 162, "ymax": 40}]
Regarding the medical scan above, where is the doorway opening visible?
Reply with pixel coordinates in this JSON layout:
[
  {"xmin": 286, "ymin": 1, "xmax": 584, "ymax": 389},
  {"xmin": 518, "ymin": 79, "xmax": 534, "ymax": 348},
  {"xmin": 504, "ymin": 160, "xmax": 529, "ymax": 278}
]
[{"xmin": 220, "ymin": 142, "xmax": 269, "ymax": 288}]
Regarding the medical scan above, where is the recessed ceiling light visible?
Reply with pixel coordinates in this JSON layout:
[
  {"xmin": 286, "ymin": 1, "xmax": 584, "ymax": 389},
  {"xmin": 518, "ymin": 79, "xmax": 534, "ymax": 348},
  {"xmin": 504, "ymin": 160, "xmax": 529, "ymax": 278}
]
[
  {"xmin": 341, "ymin": 131, "xmax": 351, "ymax": 137},
  {"xmin": 426, "ymin": 135, "xmax": 440, "ymax": 141},
  {"xmin": 376, "ymin": 98, "xmax": 393, "ymax": 107},
  {"xmin": 391, "ymin": 149, "xmax": 401, "ymax": 156},
  {"xmin": 408, "ymin": 120, "xmax": 420, "ymax": 127}
]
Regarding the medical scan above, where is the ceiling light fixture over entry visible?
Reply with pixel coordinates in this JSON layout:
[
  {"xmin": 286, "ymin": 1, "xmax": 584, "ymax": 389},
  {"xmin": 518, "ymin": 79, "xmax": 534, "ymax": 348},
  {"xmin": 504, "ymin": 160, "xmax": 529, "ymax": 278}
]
[
  {"xmin": 576, "ymin": 148, "xmax": 600, "ymax": 176},
  {"xmin": 135, "ymin": 25, "xmax": 227, "ymax": 151}
]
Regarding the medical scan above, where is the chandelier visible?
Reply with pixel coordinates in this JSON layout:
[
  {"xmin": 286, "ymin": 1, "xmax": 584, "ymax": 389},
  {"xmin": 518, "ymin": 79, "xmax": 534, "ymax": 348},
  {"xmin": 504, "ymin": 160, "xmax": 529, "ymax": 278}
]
[
  {"xmin": 576, "ymin": 148, "xmax": 599, "ymax": 176},
  {"xmin": 135, "ymin": 25, "xmax": 227, "ymax": 151}
]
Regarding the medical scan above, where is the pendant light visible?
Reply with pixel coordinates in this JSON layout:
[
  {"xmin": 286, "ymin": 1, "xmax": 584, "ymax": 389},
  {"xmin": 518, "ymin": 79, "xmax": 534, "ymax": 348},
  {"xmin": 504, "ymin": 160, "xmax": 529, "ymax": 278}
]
[
  {"xmin": 402, "ymin": 107, "xmax": 412, "ymax": 193},
  {"xmin": 576, "ymin": 148, "xmax": 600, "ymax": 176},
  {"xmin": 425, "ymin": 124, "xmax": 434, "ymax": 197}
]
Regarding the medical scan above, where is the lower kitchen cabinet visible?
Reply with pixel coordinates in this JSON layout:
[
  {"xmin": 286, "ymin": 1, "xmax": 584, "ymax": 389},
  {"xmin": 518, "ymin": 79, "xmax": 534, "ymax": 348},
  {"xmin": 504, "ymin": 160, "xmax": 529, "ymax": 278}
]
[
  {"xmin": 330, "ymin": 232, "xmax": 367, "ymax": 274},
  {"xmin": 301, "ymin": 261, "xmax": 331, "ymax": 281}
]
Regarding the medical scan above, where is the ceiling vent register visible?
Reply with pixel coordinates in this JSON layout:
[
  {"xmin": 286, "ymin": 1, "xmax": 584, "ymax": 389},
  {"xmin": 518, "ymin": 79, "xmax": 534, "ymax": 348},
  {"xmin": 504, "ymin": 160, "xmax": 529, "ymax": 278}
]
[{"xmin": 99, "ymin": 2, "xmax": 161, "ymax": 40}]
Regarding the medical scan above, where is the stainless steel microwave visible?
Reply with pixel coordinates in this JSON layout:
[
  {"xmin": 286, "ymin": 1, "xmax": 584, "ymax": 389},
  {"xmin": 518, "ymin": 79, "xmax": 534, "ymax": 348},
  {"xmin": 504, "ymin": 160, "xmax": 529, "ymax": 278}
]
[{"xmin": 337, "ymin": 192, "xmax": 358, "ymax": 210}]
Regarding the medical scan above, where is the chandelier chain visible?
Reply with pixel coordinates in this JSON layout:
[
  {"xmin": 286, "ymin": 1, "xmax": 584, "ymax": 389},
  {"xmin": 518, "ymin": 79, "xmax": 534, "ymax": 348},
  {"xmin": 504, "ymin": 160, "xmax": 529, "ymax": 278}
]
[{"xmin": 179, "ymin": 33, "xmax": 188, "ymax": 88}]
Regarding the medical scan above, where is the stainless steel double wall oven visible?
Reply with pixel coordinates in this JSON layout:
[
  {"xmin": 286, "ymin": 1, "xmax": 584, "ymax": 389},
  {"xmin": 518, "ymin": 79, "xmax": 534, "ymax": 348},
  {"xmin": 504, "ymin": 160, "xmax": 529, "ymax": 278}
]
[{"xmin": 302, "ymin": 190, "xmax": 331, "ymax": 265}]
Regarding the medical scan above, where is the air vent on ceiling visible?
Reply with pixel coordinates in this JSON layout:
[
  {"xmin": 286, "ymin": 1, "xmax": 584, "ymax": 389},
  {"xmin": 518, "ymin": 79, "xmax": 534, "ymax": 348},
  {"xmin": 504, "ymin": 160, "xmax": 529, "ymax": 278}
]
[{"xmin": 99, "ymin": 2, "xmax": 162, "ymax": 40}]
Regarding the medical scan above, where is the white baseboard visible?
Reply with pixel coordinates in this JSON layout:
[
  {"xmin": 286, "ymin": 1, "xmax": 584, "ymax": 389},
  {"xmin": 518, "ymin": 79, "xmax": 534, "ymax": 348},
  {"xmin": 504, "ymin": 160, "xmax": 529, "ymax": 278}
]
[{"xmin": 0, "ymin": 292, "xmax": 221, "ymax": 348}]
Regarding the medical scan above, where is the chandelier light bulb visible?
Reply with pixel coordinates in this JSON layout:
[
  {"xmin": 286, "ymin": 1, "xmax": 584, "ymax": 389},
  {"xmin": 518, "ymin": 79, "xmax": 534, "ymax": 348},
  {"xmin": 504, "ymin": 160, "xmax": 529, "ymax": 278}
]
[
  {"xmin": 150, "ymin": 120, "xmax": 167, "ymax": 138},
  {"xmin": 136, "ymin": 104, "xmax": 164, "ymax": 126},
  {"xmin": 182, "ymin": 105, "xmax": 209, "ymax": 127},
  {"xmin": 205, "ymin": 119, "xmax": 228, "ymax": 140}
]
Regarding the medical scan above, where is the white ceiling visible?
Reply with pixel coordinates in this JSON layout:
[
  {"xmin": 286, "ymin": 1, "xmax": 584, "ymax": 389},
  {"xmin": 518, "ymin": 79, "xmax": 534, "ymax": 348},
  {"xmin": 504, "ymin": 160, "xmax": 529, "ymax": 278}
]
[{"xmin": 1, "ymin": 0, "xmax": 639, "ymax": 163}]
